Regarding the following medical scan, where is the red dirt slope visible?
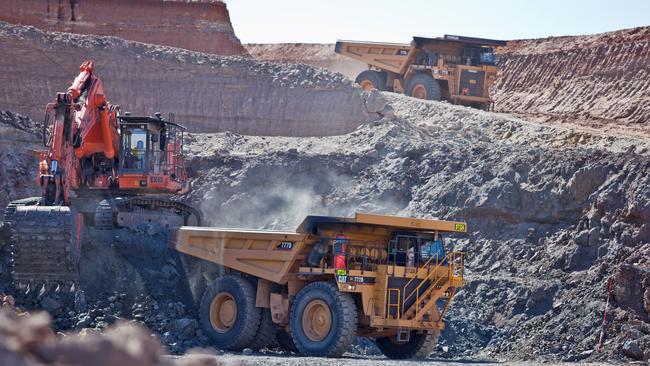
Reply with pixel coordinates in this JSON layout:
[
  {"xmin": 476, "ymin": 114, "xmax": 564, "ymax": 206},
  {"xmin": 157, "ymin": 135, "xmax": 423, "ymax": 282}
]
[
  {"xmin": 0, "ymin": 0, "xmax": 247, "ymax": 56},
  {"xmin": 493, "ymin": 26, "xmax": 650, "ymax": 133}
]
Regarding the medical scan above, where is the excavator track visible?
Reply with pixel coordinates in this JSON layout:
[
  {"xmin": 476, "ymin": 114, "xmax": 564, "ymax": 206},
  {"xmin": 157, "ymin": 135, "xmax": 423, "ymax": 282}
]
[
  {"xmin": 4, "ymin": 199, "xmax": 81, "ymax": 288},
  {"xmin": 115, "ymin": 197, "xmax": 202, "ymax": 227}
]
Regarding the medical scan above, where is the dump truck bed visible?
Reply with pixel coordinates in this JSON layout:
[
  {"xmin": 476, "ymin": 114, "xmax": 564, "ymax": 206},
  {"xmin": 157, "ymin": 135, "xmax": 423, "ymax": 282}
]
[
  {"xmin": 173, "ymin": 226, "xmax": 315, "ymax": 284},
  {"xmin": 335, "ymin": 40, "xmax": 411, "ymax": 74},
  {"xmin": 335, "ymin": 35, "xmax": 506, "ymax": 75},
  {"xmin": 173, "ymin": 213, "xmax": 466, "ymax": 285}
]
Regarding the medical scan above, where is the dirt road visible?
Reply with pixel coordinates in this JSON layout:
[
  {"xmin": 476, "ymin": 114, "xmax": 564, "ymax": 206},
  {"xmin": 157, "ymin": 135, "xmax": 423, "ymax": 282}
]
[{"xmin": 184, "ymin": 353, "xmax": 614, "ymax": 366}]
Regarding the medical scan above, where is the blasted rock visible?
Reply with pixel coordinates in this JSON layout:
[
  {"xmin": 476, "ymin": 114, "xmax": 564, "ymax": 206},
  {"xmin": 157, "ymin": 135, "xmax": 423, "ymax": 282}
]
[
  {"xmin": 621, "ymin": 340, "xmax": 643, "ymax": 360},
  {"xmin": 363, "ymin": 90, "xmax": 395, "ymax": 120},
  {"xmin": 40, "ymin": 296, "xmax": 62, "ymax": 314},
  {"xmin": 171, "ymin": 318, "xmax": 199, "ymax": 338}
]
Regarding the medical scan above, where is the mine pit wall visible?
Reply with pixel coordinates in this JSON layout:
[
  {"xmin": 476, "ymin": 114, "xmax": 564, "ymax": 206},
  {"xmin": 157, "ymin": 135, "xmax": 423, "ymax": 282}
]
[
  {"xmin": 492, "ymin": 27, "xmax": 650, "ymax": 125},
  {"xmin": 246, "ymin": 43, "xmax": 368, "ymax": 80},
  {"xmin": 0, "ymin": 24, "xmax": 369, "ymax": 136},
  {"xmin": 0, "ymin": 0, "xmax": 247, "ymax": 56}
]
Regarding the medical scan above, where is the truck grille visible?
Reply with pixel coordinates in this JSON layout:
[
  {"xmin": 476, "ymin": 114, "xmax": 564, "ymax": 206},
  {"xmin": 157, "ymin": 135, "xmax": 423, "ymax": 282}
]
[{"xmin": 459, "ymin": 69, "xmax": 485, "ymax": 97}]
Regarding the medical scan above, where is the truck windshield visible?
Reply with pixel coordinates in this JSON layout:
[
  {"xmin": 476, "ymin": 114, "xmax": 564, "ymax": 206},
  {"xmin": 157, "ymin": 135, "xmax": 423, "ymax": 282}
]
[
  {"xmin": 480, "ymin": 48, "xmax": 495, "ymax": 65},
  {"xmin": 420, "ymin": 235, "xmax": 446, "ymax": 262}
]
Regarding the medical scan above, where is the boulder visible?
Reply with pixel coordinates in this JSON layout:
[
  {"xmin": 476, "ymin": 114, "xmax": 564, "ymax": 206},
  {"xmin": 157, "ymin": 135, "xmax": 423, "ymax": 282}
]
[
  {"xmin": 40, "ymin": 297, "xmax": 62, "ymax": 313},
  {"xmin": 621, "ymin": 340, "xmax": 643, "ymax": 360}
]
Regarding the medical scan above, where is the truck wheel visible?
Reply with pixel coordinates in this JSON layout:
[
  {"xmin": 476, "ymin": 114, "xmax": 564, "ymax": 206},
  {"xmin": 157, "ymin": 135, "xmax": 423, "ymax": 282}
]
[
  {"xmin": 249, "ymin": 308, "xmax": 277, "ymax": 350},
  {"xmin": 405, "ymin": 73, "xmax": 441, "ymax": 101},
  {"xmin": 199, "ymin": 275, "xmax": 261, "ymax": 351},
  {"xmin": 290, "ymin": 281, "xmax": 357, "ymax": 357},
  {"xmin": 355, "ymin": 70, "xmax": 386, "ymax": 91},
  {"xmin": 276, "ymin": 328, "xmax": 298, "ymax": 352},
  {"xmin": 374, "ymin": 330, "xmax": 440, "ymax": 359}
]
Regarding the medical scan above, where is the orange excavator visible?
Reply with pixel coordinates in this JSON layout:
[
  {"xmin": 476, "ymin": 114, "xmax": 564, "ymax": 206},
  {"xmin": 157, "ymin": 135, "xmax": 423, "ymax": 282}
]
[{"xmin": 3, "ymin": 61, "xmax": 199, "ymax": 287}]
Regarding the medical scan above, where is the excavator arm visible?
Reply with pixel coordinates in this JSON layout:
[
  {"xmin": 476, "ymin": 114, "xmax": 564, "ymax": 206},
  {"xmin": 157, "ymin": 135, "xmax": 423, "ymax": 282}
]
[{"xmin": 41, "ymin": 60, "xmax": 120, "ymax": 205}]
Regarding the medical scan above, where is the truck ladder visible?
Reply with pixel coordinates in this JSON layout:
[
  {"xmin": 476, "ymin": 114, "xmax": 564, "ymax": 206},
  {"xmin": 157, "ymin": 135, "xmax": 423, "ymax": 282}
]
[{"xmin": 401, "ymin": 252, "xmax": 463, "ymax": 320}]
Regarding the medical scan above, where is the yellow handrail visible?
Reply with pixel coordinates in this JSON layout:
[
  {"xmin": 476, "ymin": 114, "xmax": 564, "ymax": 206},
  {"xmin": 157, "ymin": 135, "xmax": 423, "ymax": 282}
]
[
  {"xmin": 414, "ymin": 274, "xmax": 448, "ymax": 318},
  {"xmin": 400, "ymin": 250, "xmax": 442, "ymax": 301},
  {"xmin": 402, "ymin": 252, "xmax": 461, "ymax": 306},
  {"xmin": 402, "ymin": 252, "xmax": 464, "ymax": 318}
]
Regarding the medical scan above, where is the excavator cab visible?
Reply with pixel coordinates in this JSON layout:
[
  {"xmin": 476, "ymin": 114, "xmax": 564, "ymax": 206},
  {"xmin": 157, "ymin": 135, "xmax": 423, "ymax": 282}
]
[{"xmin": 116, "ymin": 113, "xmax": 189, "ymax": 194}]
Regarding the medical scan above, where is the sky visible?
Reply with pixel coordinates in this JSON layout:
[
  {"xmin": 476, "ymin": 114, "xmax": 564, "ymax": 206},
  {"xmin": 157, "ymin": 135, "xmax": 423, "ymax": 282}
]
[{"xmin": 227, "ymin": 0, "xmax": 650, "ymax": 44}]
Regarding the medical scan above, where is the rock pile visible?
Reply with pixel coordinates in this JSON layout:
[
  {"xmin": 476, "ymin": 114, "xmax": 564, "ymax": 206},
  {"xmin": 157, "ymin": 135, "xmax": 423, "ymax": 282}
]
[
  {"xmin": 184, "ymin": 93, "xmax": 650, "ymax": 362},
  {"xmin": 1, "ymin": 93, "xmax": 648, "ymax": 362}
]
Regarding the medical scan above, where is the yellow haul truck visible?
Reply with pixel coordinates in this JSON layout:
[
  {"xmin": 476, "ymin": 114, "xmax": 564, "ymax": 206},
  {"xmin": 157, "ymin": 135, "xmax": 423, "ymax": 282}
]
[
  {"xmin": 173, "ymin": 212, "xmax": 466, "ymax": 358},
  {"xmin": 335, "ymin": 35, "xmax": 506, "ymax": 109}
]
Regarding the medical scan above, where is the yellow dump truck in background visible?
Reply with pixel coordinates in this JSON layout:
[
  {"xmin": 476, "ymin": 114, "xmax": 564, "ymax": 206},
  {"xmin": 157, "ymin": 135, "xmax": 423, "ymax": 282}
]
[
  {"xmin": 173, "ymin": 212, "xmax": 467, "ymax": 358},
  {"xmin": 335, "ymin": 35, "xmax": 506, "ymax": 109}
]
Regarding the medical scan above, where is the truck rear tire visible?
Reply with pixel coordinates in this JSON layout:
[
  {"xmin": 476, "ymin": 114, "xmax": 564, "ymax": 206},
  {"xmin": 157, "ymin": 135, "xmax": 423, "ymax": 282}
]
[
  {"xmin": 249, "ymin": 308, "xmax": 277, "ymax": 350},
  {"xmin": 374, "ymin": 330, "xmax": 440, "ymax": 359},
  {"xmin": 406, "ymin": 73, "xmax": 441, "ymax": 101},
  {"xmin": 199, "ymin": 275, "xmax": 261, "ymax": 351},
  {"xmin": 355, "ymin": 70, "xmax": 387, "ymax": 91},
  {"xmin": 276, "ymin": 328, "xmax": 298, "ymax": 352},
  {"xmin": 289, "ymin": 281, "xmax": 357, "ymax": 357}
]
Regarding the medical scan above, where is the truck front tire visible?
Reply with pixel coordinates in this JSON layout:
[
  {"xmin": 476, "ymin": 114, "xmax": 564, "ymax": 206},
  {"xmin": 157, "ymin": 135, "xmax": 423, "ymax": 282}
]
[
  {"xmin": 199, "ymin": 275, "xmax": 261, "ymax": 351},
  {"xmin": 374, "ymin": 330, "xmax": 440, "ymax": 359},
  {"xmin": 355, "ymin": 70, "xmax": 387, "ymax": 91},
  {"xmin": 290, "ymin": 281, "xmax": 357, "ymax": 357},
  {"xmin": 406, "ymin": 73, "xmax": 442, "ymax": 101}
]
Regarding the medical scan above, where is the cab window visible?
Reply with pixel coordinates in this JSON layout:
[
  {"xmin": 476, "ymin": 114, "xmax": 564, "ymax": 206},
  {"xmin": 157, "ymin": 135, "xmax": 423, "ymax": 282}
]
[{"xmin": 122, "ymin": 128, "xmax": 147, "ymax": 170}]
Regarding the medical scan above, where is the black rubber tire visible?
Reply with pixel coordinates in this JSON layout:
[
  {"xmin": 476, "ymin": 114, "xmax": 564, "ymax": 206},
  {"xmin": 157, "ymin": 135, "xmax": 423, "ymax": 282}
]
[
  {"xmin": 290, "ymin": 281, "xmax": 357, "ymax": 357},
  {"xmin": 355, "ymin": 70, "xmax": 387, "ymax": 91},
  {"xmin": 374, "ymin": 330, "xmax": 440, "ymax": 359},
  {"xmin": 249, "ymin": 308, "xmax": 278, "ymax": 351},
  {"xmin": 199, "ymin": 275, "xmax": 261, "ymax": 351},
  {"xmin": 405, "ymin": 73, "xmax": 441, "ymax": 101},
  {"xmin": 276, "ymin": 328, "xmax": 298, "ymax": 352}
]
